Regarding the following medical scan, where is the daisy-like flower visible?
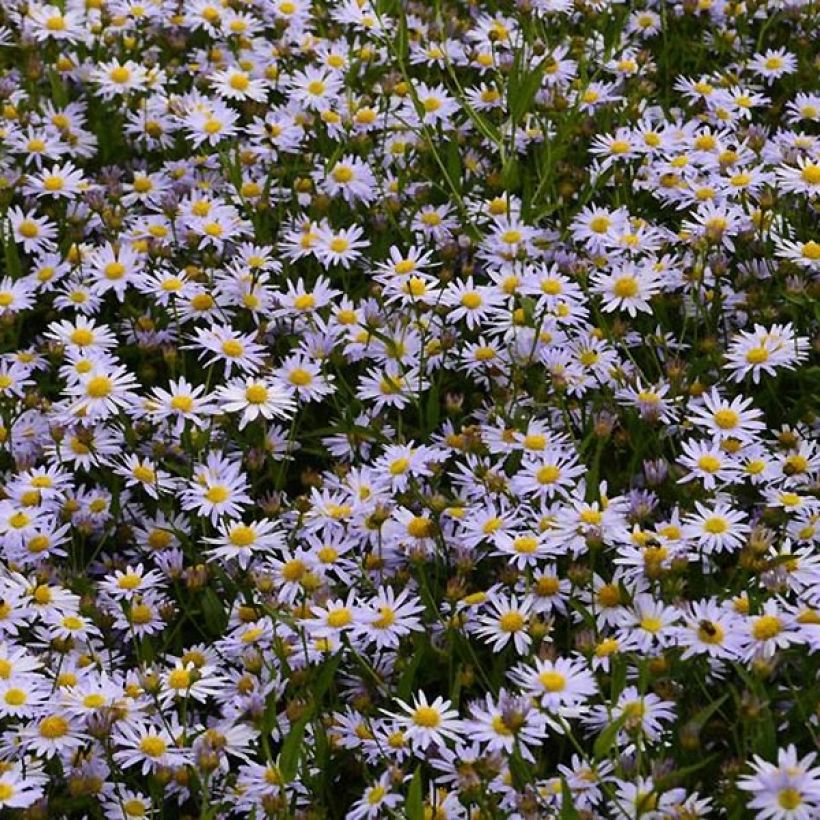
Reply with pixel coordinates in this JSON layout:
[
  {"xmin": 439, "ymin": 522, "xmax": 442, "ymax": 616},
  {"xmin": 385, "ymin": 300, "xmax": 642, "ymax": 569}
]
[
  {"xmin": 98, "ymin": 564, "xmax": 164, "ymax": 601},
  {"xmin": 0, "ymin": 677, "xmax": 48, "ymax": 718},
  {"xmin": 774, "ymin": 237, "xmax": 820, "ymax": 271},
  {"xmin": 0, "ymin": 767, "xmax": 42, "ymax": 809},
  {"xmin": 674, "ymin": 599, "xmax": 745, "ymax": 660},
  {"xmin": 591, "ymin": 262, "xmax": 661, "ymax": 316},
  {"xmin": 776, "ymin": 156, "xmax": 820, "ymax": 197},
  {"xmin": 475, "ymin": 594, "xmax": 535, "ymax": 654},
  {"xmin": 67, "ymin": 364, "xmax": 139, "ymax": 420},
  {"xmin": 738, "ymin": 745, "xmax": 820, "ymax": 820},
  {"xmin": 203, "ymin": 518, "xmax": 285, "ymax": 568},
  {"xmin": 464, "ymin": 690, "xmax": 548, "ymax": 758},
  {"xmin": 87, "ymin": 242, "xmax": 142, "ymax": 301},
  {"xmin": 23, "ymin": 712, "xmax": 86, "ymax": 758},
  {"xmin": 588, "ymin": 687, "xmax": 677, "ymax": 746},
  {"xmin": 740, "ymin": 601, "xmax": 802, "ymax": 660},
  {"xmin": 277, "ymin": 355, "xmax": 335, "ymax": 402},
  {"xmin": 509, "ymin": 655, "xmax": 598, "ymax": 712},
  {"xmin": 288, "ymin": 67, "xmax": 343, "ymax": 111},
  {"xmin": 28, "ymin": 4, "xmax": 86, "ymax": 44},
  {"xmin": 313, "ymin": 223, "xmax": 370, "ymax": 269},
  {"xmin": 382, "ymin": 692, "xmax": 463, "ymax": 752},
  {"xmin": 304, "ymin": 594, "xmax": 363, "ymax": 640},
  {"xmin": 191, "ymin": 325, "xmax": 266, "ymax": 376},
  {"xmin": 492, "ymin": 531, "xmax": 552, "ymax": 568},
  {"xmin": 113, "ymin": 455, "xmax": 176, "ymax": 499},
  {"xmin": 750, "ymin": 48, "xmax": 798, "ymax": 83},
  {"xmin": 46, "ymin": 317, "xmax": 117, "ymax": 351},
  {"xmin": 181, "ymin": 454, "xmax": 252, "ymax": 523},
  {"xmin": 316, "ymin": 155, "xmax": 378, "ymax": 206},
  {"xmin": 210, "ymin": 67, "xmax": 268, "ymax": 102},
  {"xmin": 618, "ymin": 592, "xmax": 680, "ymax": 651},
  {"xmin": 24, "ymin": 160, "xmax": 87, "ymax": 200},
  {"xmin": 684, "ymin": 499, "xmax": 750, "ymax": 553},
  {"xmin": 441, "ymin": 278, "xmax": 504, "ymax": 329},
  {"xmin": 158, "ymin": 661, "xmax": 225, "ymax": 706},
  {"xmin": 0, "ymin": 278, "xmax": 35, "ymax": 316},
  {"xmin": 91, "ymin": 60, "xmax": 149, "ymax": 97},
  {"xmin": 348, "ymin": 774, "xmax": 402, "ymax": 820},
  {"xmin": 113, "ymin": 723, "xmax": 187, "ymax": 775},
  {"xmin": 687, "ymin": 389, "xmax": 765, "ymax": 443},
  {"xmin": 724, "ymin": 323, "xmax": 809, "ymax": 383},
  {"xmin": 353, "ymin": 587, "xmax": 425, "ymax": 650},
  {"xmin": 6, "ymin": 207, "xmax": 57, "ymax": 254},
  {"xmin": 215, "ymin": 377, "xmax": 296, "ymax": 429},
  {"xmin": 406, "ymin": 82, "xmax": 459, "ymax": 126},
  {"xmin": 182, "ymin": 104, "xmax": 239, "ymax": 148},
  {"xmin": 511, "ymin": 451, "xmax": 586, "ymax": 501},
  {"xmin": 150, "ymin": 377, "xmax": 217, "ymax": 434}
]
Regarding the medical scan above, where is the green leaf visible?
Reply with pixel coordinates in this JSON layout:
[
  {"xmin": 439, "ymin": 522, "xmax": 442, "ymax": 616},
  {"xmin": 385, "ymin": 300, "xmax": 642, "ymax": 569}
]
[
  {"xmin": 655, "ymin": 754, "xmax": 720, "ymax": 791},
  {"xmin": 425, "ymin": 381, "xmax": 440, "ymax": 433},
  {"xmin": 501, "ymin": 156, "xmax": 520, "ymax": 192},
  {"xmin": 48, "ymin": 70, "xmax": 68, "ymax": 108},
  {"xmin": 560, "ymin": 777, "xmax": 581, "ymax": 820},
  {"xmin": 1, "ymin": 221, "xmax": 21, "ymax": 280},
  {"xmin": 395, "ymin": 11, "xmax": 408, "ymax": 63},
  {"xmin": 313, "ymin": 653, "xmax": 342, "ymax": 701},
  {"xmin": 593, "ymin": 713, "xmax": 628, "ymax": 759},
  {"xmin": 397, "ymin": 640, "xmax": 426, "ymax": 701},
  {"xmin": 200, "ymin": 587, "xmax": 229, "ymax": 635},
  {"xmin": 279, "ymin": 710, "xmax": 312, "ymax": 782},
  {"xmin": 406, "ymin": 766, "xmax": 424, "ymax": 820},
  {"xmin": 509, "ymin": 57, "xmax": 547, "ymax": 124},
  {"xmin": 690, "ymin": 693, "xmax": 728, "ymax": 729},
  {"xmin": 446, "ymin": 139, "xmax": 462, "ymax": 195},
  {"xmin": 260, "ymin": 689, "xmax": 279, "ymax": 737}
]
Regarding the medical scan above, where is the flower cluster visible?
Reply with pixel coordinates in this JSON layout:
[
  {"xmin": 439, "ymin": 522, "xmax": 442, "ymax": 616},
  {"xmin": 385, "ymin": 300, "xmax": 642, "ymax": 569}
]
[{"xmin": 0, "ymin": 0, "xmax": 816, "ymax": 817}]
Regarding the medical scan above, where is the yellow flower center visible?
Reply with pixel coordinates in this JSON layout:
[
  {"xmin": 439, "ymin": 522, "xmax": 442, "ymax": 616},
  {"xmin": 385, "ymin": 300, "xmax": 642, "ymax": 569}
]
[
  {"xmin": 703, "ymin": 516, "xmax": 728, "ymax": 534},
  {"xmin": 713, "ymin": 409, "xmax": 738, "ymax": 429},
  {"xmin": 538, "ymin": 671, "xmax": 566, "ymax": 692},
  {"xmin": 801, "ymin": 164, "xmax": 820, "ymax": 185},
  {"xmin": 229, "ymin": 525, "xmax": 255, "ymax": 547},
  {"xmin": 499, "ymin": 611, "xmax": 525, "ymax": 632},
  {"xmin": 778, "ymin": 789, "xmax": 802, "ymax": 810},
  {"xmin": 536, "ymin": 465, "xmax": 561, "ymax": 485},
  {"xmin": 85, "ymin": 375, "xmax": 112, "ymax": 398},
  {"xmin": 139, "ymin": 736, "xmax": 167, "ymax": 757},
  {"xmin": 205, "ymin": 485, "xmax": 229, "ymax": 504},
  {"xmin": 221, "ymin": 339, "xmax": 243, "ymax": 357},
  {"xmin": 752, "ymin": 614, "xmax": 782, "ymax": 640},
  {"xmin": 104, "ymin": 262, "xmax": 126, "ymax": 280},
  {"xmin": 613, "ymin": 276, "xmax": 639, "ymax": 298},
  {"xmin": 289, "ymin": 368, "xmax": 312, "ymax": 386},
  {"xmin": 326, "ymin": 608, "xmax": 352, "ymax": 628},
  {"xmin": 412, "ymin": 706, "xmax": 441, "ymax": 727},
  {"xmin": 39, "ymin": 715, "xmax": 69, "ymax": 738},
  {"xmin": 168, "ymin": 668, "xmax": 191, "ymax": 690},
  {"xmin": 110, "ymin": 66, "xmax": 131, "ymax": 84},
  {"xmin": 4, "ymin": 688, "xmax": 26, "ymax": 706}
]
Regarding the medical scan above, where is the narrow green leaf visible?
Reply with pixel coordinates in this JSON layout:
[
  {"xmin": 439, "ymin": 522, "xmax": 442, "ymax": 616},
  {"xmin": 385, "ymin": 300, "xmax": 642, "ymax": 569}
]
[
  {"xmin": 279, "ymin": 710, "xmax": 312, "ymax": 782},
  {"xmin": 593, "ymin": 713, "xmax": 628, "ymax": 759},
  {"xmin": 446, "ymin": 139, "xmax": 462, "ymax": 195},
  {"xmin": 406, "ymin": 766, "xmax": 424, "ymax": 820},
  {"xmin": 691, "ymin": 693, "xmax": 728, "ymax": 729},
  {"xmin": 2, "ymin": 221, "xmax": 22, "ymax": 280},
  {"xmin": 655, "ymin": 754, "xmax": 720, "ymax": 791},
  {"xmin": 560, "ymin": 777, "xmax": 581, "ymax": 820},
  {"xmin": 397, "ymin": 640, "xmax": 425, "ymax": 701}
]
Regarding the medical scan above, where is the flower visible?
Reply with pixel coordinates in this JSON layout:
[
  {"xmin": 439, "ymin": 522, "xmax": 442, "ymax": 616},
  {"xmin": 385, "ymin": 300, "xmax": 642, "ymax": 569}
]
[
  {"xmin": 383, "ymin": 692, "xmax": 463, "ymax": 752},
  {"xmin": 738, "ymin": 746, "xmax": 820, "ymax": 820}
]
